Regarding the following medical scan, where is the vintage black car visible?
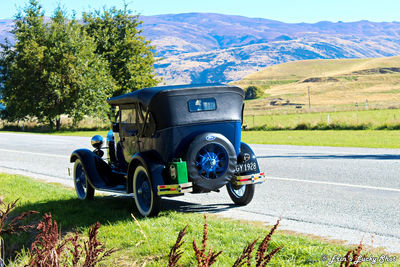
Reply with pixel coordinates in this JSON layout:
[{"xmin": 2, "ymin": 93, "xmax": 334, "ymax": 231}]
[{"xmin": 70, "ymin": 84, "xmax": 265, "ymax": 216}]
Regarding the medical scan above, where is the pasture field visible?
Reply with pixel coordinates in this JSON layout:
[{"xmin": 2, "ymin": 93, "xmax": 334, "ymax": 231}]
[
  {"xmin": 243, "ymin": 108, "xmax": 400, "ymax": 129},
  {"xmin": 242, "ymin": 130, "xmax": 400, "ymax": 149},
  {"xmin": 234, "ymin": 56, "xmax": 400, "ymax": 112}
]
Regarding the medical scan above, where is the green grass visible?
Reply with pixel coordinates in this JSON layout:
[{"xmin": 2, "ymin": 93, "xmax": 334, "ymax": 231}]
[
  {"xmin": 243, "ymin": 108, "xmax": 400, "ymax": 129},
  {"xmin": 242, "ymin": 130, "xmax": 400, "ymax": 148},
  {"xmin": 2, "ymin": 173, "xmax": 393, "ymax": 266}
]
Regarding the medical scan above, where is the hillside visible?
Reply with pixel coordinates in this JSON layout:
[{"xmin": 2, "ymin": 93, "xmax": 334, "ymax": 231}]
[
  {"xmin": 0, "ymin": 19, "xmax": 13, "ymax": 44},
  {"xmin": 234, "ymin": 56, "xmax": 400, "ymax": 112},
  {"xmin": 143, "ymin": 14, "xmax": 400, "ymax": 84},
  {"xmin": 3, "ymin": 13, "xmax": 400, "ymax": 84}
]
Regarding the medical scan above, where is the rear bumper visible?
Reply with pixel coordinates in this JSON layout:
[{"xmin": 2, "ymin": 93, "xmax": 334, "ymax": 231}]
[
  {"xmin": 233, "ymin": 172, "xmax": 266, "ymax": 186},
  {"xmin": 157, "ymin": 182, "xmax": 193, "ymax": 196},
  {"xmin": 157, "ymin": 172, "xmax": 265, "ymax": 196}
]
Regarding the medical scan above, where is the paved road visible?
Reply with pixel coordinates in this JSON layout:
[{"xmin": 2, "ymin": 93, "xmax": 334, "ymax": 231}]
[{"xmin": 0, "ymin": 132, "xmax": 399, "ymax": 253}]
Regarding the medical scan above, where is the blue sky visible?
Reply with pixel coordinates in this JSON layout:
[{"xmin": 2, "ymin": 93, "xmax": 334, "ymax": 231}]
[{"xmin": 1, "ymin": 0, "xmax": 399, "ymax": 23}]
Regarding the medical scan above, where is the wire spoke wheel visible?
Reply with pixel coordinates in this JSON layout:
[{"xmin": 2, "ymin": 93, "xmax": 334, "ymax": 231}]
[
  {"xmin": 227, "ymin": 182, "xmax": 255, "ymax": 206},
  {"xmin": 73, "ymin": 159, "xmax": 94, "ymax": 200},
  {"xmin": 136, "ymin": 171, "xmax": 152, "ymax": 210},
  {"xmin": 133, "ymin": 165, "xmax": 160, "ymax": 217},
  {"xmin": 227, "ymin": 183, "xmax": 246, "ymax": 198}
]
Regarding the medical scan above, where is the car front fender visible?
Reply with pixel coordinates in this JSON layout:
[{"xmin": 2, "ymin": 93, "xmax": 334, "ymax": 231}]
[{"xmin": 70, "ymin": 149, "xmax": 113, "ymax": 189}]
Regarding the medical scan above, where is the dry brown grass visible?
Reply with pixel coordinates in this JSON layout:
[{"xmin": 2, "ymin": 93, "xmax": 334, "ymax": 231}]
[
  {"xmin": 0, "ymin": 115, "xmax": 109, "ymax": 132},
  {"xmin": 233, "ymin": 56, "xmax": 400, "ymax": 113},
  {"xmin": 0, "ymin": 199, "xmax": 38, "ymax": 266},
  {"xmin": 232, "ymin": 218, "xmax": 282, "ymax": 267},
  {"xmin": 340, "ymin": 240, "xmax": 365, "ymax": 267},
  {"xmin": 28, "ymin": 213, "xmax": 116, "ymax": 267},
  {"xmin": 192, "ymin": 214, "xmax": 223, "ymax": 267},
  {"xmin": 264, "ymin": 74, "xmax": 400, "ymax": 107},
  {"xmin": 240, "ymin": 56, "xmax": 400, "ymax": 82},
  {"xmin": 168, "ymin": 225, "xmax": 188, "ymax": 267}
]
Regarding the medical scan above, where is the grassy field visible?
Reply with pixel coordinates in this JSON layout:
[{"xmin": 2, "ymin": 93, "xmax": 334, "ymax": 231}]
[
  {"xmin": 233, "ymin": 56, "xmax": 400, "ymax": 112},
  {"xmin": 240, "ymin": 56, "xmax": 400, "ymax": 82},
  {"xmin": 243, "ymin": 108, "xmax": 400, "ymax": 129},
  {"xmin": 242, "ymin": 130, "xmax": 400, "ymax": 148},
  {"xmin": 1, "ymin": 173, "xmax": 393, "ymax": 266}
]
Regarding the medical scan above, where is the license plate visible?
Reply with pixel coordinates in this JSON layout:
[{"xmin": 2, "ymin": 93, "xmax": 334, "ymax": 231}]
[{"xmin": 235, "ymin": 162, "xmax": 257, "ymax": 173}]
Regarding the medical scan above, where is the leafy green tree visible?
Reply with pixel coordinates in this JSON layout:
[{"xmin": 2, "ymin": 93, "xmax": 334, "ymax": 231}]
[
  {"xmin": 0, "ymin": 1, "xmax": 116, "ymax": 130},
  {"xmin": 245, "ymin": 85, "xmax": 264, "ymax": 100},
  {"xmin": 83, "ymin": 6, "xmax": 159, "ymax": 96},
  {"xmin": 0, "ymin": 0, "xmax": 47, "ymax": 122}
]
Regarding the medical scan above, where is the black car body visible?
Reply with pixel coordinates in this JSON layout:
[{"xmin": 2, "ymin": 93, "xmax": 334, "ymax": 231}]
[{"xmin": 70, "ymin": 84, "xmax": 265, "ymax": 216}]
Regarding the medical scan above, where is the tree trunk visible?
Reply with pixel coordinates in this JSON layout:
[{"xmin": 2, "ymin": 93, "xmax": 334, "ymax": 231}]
[
  {"xmin": 56, "ymin": 117, "xmax": 61, "ymax": 131},
  {"xmin": 49, "ymin": 118, "xmax": 54, "ymax": 129}
]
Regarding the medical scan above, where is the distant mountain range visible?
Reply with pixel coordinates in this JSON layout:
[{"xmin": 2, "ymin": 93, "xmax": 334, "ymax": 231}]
[{"xmin": 2, "ymin": 13, "xmax": 400, "ymax": 84}]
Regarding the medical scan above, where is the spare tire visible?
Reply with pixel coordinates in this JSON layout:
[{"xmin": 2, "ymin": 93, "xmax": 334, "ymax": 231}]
[{"xmin": 186, "ymin": 133, "xmax": 236, "ymax": 191}]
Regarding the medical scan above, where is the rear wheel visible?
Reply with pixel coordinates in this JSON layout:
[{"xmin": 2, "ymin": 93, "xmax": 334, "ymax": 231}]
[
  {"xmin": 133, "ymin": 165, "xmax": 160, "ymax": 217},
  {"xmin": 73, "ymin": 159, "xmax": 95, "ymax": 200},
  {"xmin": 227, "ymin": 183, "xmax": 254, "ymax": 205}
]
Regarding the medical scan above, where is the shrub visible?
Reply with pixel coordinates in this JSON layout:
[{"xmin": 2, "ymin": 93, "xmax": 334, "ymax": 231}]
[
  {"xmin": 0, "ymin": 199, "xmax": 38, "ymax": 265},
  {"xmin": 168, "ymin": 216, "xmax": 282, "ymax": 267},
  {"xmin": 192, "ymin": 215, "xmax": 223, "ymax": 266},
  {"xmin": 29, "ymin": 213, "xmax": 116, "ymax": 267},
  {"xmin": 245, "ymin": 86, "xmax": 264, "ymax": 100}
]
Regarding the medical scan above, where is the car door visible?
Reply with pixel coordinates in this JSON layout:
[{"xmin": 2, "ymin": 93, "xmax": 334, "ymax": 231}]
[
  {"xmin": 119, "ymin": 104, "xmax": 140, "ymax": 162},
  {"xmin": 136, "ymin": 103, "xmax": 152, "ymax": 151}
]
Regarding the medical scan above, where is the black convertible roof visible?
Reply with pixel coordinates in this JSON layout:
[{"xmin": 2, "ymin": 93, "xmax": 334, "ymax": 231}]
[{"xmin": 107, "ymin": 83, "xmax": 244, "ymax": 106}]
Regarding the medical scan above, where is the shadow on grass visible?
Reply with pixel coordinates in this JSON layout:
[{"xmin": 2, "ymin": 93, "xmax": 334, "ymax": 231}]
[
  {"xmin": 161, "ymin": 198, "xmax": 236, "ymax": 214},
  {"xmin": 3, "ymin": 194, "xmax": 236, "ymax": 261},
  {"xmin": 11, "ymin": 196, "xmax": 236, "ymax": 229},
  {"xmin": 4, "ymin": 196, "xmax": 133, "ymax": 261}
]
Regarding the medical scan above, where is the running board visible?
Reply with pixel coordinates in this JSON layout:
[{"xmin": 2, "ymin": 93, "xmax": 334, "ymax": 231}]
[
  {"xmin": 94, "ymin": 184, "xmax": 127, "ymax": 194},
  {"xmin": 233, "ymin": 172, "xmax": 266, "ymax": 186},
  {"xmin": 157, "ymin": 182, "xmax": 193, "ymax": 196}
]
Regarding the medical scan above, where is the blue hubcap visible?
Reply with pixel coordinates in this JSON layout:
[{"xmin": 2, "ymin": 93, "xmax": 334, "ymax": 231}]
[{"xmin": 195, "ymin": 143, "xmax": 228, "ymax": 179}]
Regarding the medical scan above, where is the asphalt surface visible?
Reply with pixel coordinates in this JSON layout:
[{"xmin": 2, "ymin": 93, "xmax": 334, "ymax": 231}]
[{"xmin": 0, "ymin": 132, "xmax": 399, "ymax": 253}]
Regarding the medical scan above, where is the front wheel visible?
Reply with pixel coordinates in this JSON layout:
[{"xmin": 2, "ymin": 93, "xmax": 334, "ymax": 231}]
[
  {"xmin": 73, "ymin": 159, "xmax": 95, "ymax": 200},
  {"xmin": 133, "ymin": 165, "xmax": 160, "ymax": 217},
  {"xmin": 227, "ymin": 183, "xmax": 255, "ymax": 205}
]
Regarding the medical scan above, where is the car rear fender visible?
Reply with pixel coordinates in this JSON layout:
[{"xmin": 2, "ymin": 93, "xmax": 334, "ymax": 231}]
[
  {"xmin": 127, "ymin": 152, "xmax": 166, "ymax": 194},
  {"xmin": 237, "ymin": 142, "xmax": 260, "ymax": 175}
]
